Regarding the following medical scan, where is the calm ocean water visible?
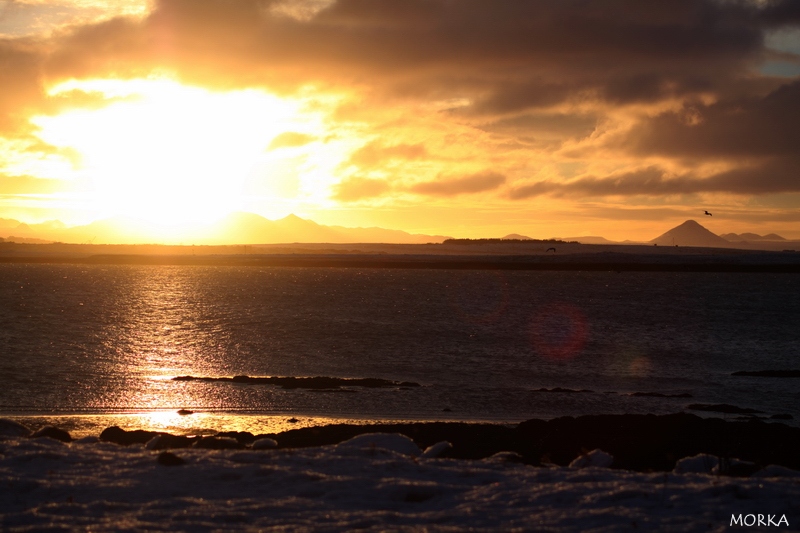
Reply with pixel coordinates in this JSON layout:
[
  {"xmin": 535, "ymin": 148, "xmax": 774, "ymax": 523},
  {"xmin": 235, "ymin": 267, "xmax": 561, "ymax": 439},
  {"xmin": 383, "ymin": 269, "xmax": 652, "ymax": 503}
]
[{"xmin": 1, "ymin": 264, "xmax": 798, "ymax": 435}]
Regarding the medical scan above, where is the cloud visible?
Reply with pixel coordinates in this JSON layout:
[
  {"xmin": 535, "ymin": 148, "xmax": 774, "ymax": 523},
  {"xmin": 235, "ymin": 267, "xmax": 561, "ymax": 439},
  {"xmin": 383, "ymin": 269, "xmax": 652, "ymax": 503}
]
[
  {"xmin": 411, "ymin": 171, "xmax": 506, "ymax": 197},
  {"xmin": 509, "ymin": 167, "xmax": 685, "ymax": 199},
  {"xmin": 347, "ymin": 141, "xmax": 428, "ymax": 168},
  {"xmin": 0, "ymin": 174, "xmax": 77, "ymax": 195},
  {"xmin": 5, "ymin": 0, "xmax": 799, "ymax": 133},
  {"xmin": 480, "ymin": 112, "xmax": 598, "ymax": 142},
  {"xmin": 2, "ymin": 0, "xmax": 800, "ymax": 233},
  {"xmin": 509, "ymin": 160, "xmax": 800, "ymax": 199},
  {"xmin": 331, "ymin": 176, "xmax": 391, "ymax": 202},
  {"xmin": 267, "ymin": 131, "xmax": 315, "ymax": 149},
  {"xmin": 35, "ymin": 0, "xmax": 800, "ymax": 106},
  {"xmin": 626, "ymin": 80, "xmax": 800, "ymax": 159},
  {"xmin": 0, "ymin": 40, "xmax": 46, "ymax": 134}
]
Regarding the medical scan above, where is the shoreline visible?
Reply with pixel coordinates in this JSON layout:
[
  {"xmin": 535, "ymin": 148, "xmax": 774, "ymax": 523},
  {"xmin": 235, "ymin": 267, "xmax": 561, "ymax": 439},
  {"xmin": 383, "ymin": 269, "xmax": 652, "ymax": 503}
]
[
  {"xmin": 5, "ymin": 412, "xmax": 800, "ymax": 473},
  {"xmin": 4, "ymin": 414, "xmax": 799, "ymax": 531}
]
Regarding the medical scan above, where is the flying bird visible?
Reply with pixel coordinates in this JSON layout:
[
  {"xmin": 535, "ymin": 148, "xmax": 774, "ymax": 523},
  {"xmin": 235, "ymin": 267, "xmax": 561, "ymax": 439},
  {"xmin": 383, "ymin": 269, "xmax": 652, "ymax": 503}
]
[{"xmin": 704, "ymin": 210, "xmax": 712, "ymax": 216}]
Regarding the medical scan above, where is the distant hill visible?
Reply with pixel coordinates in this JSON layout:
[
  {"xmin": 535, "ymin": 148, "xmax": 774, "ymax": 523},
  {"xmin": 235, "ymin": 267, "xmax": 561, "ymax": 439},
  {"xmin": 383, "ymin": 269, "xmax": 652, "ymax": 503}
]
[
  {"xmin": 502, "ymin": 233, "xmax": 619, "ymax": 244},
  {"xmin": 562, "ymin": 236, "xmax": 620, "ymax": 245},
  {"xmin": 650, "ymin": 220, "xmax": 732, "ymax": 247},
  {"xmin": 0, "ymin": 213, "xmax": 450, "ymax": 245},
  {"xmin": 720, "ymin": 232, "xmax": 786, "ymax": 242}
]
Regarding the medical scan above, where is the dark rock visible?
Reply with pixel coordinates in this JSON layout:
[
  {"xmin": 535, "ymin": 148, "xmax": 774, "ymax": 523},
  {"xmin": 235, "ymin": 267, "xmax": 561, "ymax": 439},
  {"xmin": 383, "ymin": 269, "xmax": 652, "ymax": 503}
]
[
  {"xmin": 252, "ymin": 437, "xmax": 278, "ymax": 449},
  {"xmin": 215, "ymin": 431, "xmax": 257, "ymax": 445},
  {"xmin": 172, "ymin": 375, "xmax": 420, "ymax": 389},
  {"xmin": 717, "ymin": 458, "xmax": 760, "ymax": 477},
  {"xmin": 145, "ymin": 434, "xmax": 198, "ymax": 450},
  {"xmin": 192, "ymin": 436, "xmax": 243, "ymax": 450},
  {"xmin": 177, "ymin": 409, "xmax": 194, "ymax": 415},
  {"xmin": 532, "ymin": 387, "xmax": 594, "ymax": 393},
  {"xmin": 287, "ymin": 417, "xmax": 299, "ymax": 423},
  {"xmin": 260, "ymin": 413, "xmax": 800, "ymax": 473},
  {"xmin": 518, "ymin": 413, "xmax": 800, "ymax": 472},
  {"xmin": 99, "ymin": 426, "xmax": 158, "ymax": 446},
  {"xmin": 629, "ymin": 392, "xmax": 692, "ymax": 398},
  {"xmin": 157, "ymin": 451, "xmax": 185, "ymax": 466},
  {"xmin": 687, "ymin": 403, "xmax": 764, "ymax": 414},
  {"xmin": 484, "ymin": 451, "xmax": 526, "ymax": 463},
  {"xmin": 270, "ymin": 422, "xmax": 522, "ymax": 462},
  {"xmin": 31, "ymin": 426, "xmax": 72, "ymax": 442},
  {"xmin": 0, "ymin": 418, "xmax": 32, "ymax": 438},
  {"xmin": 92, "ymin": 413, "xmax": 800, "ymax": 474},
  {"xmin": 732, "ymin": 370, "xmax": 800, "ymax": 378}
]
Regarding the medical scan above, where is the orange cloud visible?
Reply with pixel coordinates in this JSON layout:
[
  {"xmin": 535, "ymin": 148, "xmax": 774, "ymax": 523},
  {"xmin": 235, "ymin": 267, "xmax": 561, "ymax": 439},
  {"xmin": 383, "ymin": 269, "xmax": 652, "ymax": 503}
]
[
  {"xmin": 347, "ymin": 141, "xmax": 428, "ymax": 168},
  {"xmin": 268, "ymin": 131, "xmax": 316, "ymax": 149},
  {"xmin": 2, "ymin": 0, "xmax": 800, "ymax": 239},
  {"xmin": 332, "ymin": 176, "xmax": 391, "ymax": 202},
  {"xmin": 0, "ymin": 174, "xmax": 78, "ymax": 195},
  {"xmin": 411, "ymin": 171, "xmax": 506, "ymax": 197}
]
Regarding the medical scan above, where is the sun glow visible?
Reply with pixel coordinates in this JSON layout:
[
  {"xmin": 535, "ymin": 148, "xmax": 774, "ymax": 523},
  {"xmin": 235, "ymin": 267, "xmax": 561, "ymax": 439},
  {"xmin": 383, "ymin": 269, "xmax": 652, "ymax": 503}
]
[{"xmin": 32, "ymin": 78, "xmax": 321, "ymax": 232}]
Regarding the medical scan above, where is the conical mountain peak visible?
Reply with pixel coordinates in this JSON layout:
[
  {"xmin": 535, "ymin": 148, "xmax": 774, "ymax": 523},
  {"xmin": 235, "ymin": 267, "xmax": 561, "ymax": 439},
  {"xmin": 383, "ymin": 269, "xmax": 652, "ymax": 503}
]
[{"xmin": 650, "ymin": 219, "xmax": 731, "ymax": 247}]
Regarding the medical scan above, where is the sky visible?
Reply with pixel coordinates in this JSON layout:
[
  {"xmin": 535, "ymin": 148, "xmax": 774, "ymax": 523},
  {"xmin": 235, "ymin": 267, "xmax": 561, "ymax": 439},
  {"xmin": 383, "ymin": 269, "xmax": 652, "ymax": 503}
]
[{"xmin": 1, "ymin": 0, "xmax": 800, "ymax": 242}]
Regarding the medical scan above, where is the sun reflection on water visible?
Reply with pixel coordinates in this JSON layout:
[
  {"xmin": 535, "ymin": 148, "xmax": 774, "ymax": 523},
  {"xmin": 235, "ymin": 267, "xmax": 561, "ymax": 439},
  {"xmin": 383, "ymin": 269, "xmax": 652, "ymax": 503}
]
[
  {"xmin": 99, "ymin": 267, "xmax": 232, "ymax": 411},
  {"xmin": 10, "ymin": 413, "xmax": 416, "ymax": 439}
]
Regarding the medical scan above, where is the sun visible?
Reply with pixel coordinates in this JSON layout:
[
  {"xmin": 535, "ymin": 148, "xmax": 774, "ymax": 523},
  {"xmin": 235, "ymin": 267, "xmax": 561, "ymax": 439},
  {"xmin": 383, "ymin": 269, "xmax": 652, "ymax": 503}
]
[{"xmin": 32, "ymin": 78, "xmax": 317, "ymax": 233}]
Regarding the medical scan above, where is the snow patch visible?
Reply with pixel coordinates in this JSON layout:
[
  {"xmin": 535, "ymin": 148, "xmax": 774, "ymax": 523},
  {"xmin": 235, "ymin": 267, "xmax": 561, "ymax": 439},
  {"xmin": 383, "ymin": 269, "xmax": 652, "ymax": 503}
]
[
  {"xmin": 0, "ymin": 437, "xmax": 799, "ymax": 531},
  {"xmin": 569, "ymin": 449, "xmax": 614, "ymax": 468}
]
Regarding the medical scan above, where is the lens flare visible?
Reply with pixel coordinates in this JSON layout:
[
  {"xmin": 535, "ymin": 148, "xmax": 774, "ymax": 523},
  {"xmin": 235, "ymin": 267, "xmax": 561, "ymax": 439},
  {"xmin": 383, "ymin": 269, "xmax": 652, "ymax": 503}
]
[{"xmin": 530, "ymin": 302, "xmax": 588, "ymax": 360}]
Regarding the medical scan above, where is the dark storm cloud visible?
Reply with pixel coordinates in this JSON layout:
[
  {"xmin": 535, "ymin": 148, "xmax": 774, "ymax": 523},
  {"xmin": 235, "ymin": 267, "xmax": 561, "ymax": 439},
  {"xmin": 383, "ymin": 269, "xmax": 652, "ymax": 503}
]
[
  {"xmin": 3, "ymin": 0, "xmax": 800, "ymax": 203},
  {"xmin": 607, "ymin": 79, "xmax": 800, "ymax": 196},
  {"xmin": 509, "ymin": 160, "xmax": 800, "ymax": 200},
  {"xmin": 629, "ymin": 80, "xmax": 800, "ymax": 159},
  {"xmin": 37, "ymin": 0, "xmax": 800, "ymax": 106},
  {"xmin": 411, "ymin": 171, "xmax": 506, "ymax": 197}
]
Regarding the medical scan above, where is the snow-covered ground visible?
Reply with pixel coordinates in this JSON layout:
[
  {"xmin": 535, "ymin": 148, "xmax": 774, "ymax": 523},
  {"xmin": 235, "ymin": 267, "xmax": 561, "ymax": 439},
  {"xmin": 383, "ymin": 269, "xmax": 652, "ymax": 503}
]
[{"xmin": 1, "ymin": 432, "xmax": 798, "ymax": 532}]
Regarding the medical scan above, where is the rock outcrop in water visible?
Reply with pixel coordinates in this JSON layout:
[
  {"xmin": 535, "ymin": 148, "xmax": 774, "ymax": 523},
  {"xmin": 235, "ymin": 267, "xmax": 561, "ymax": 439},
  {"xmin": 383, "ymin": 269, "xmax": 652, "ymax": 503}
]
[
  {"xmin": 687, "ymin": 403, "xmax": 764, "ymax": 414},
  {"xmin": 172, "ymin": 375, "xmax": 421, "ymax": 389},
  {"xmin": 732, "ymin": 370, "xmax": 800, "ymax": 378}
]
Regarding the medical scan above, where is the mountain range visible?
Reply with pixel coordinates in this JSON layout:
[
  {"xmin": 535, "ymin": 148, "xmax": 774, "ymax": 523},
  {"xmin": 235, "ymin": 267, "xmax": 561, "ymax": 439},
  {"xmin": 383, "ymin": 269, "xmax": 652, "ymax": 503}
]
[
  {"xmin": 0, "ymin": 213, "xmax": 450, "ymax": 245},
  {"xmin": 517, "ymin": 220, "xmax": 797, "ymax": 250},
  {"xmin": 0, "ymin": 214, "xmax": 796, "ymax": 250},
  {"xmin": 648, "ymin": 220, "xmax": 796, "ymax": 250}
]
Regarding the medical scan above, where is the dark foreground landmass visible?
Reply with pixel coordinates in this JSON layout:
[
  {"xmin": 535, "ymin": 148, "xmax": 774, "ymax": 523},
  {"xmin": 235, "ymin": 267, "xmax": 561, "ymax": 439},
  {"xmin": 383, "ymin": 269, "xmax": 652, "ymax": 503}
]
[
  {"xmin": 2, "ymin": 241, "xmax": 800, "ymax": 271},
  {"xmin": 15, "ymin": 413, "xmax": 799, "ymax": 475}
]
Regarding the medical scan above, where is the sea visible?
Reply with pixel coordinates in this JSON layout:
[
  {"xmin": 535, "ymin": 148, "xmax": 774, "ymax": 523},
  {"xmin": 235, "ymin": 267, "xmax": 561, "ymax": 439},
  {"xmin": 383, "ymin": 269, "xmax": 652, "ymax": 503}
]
[{"xmin": 1, "ymin": 263, "xmax": 799, "ymax": 436}]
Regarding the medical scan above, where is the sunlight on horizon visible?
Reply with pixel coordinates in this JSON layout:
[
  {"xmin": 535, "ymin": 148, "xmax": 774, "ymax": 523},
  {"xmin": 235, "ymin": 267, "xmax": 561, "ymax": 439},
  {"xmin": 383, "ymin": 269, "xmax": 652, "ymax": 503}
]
[{"xmin": 31, "ymin": 78, "xmax": 328, "ymax": 235}]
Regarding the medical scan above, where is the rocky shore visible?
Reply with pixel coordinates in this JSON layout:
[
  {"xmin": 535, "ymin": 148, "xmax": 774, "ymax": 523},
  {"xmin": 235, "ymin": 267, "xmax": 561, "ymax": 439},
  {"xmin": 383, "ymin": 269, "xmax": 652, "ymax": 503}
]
[
  {"xmin": 7, "ymin": 412, "xmax": 799, "ymax": 475},
  {"xmin": 3, "ymin": 413, "xmax": 799, "ymax": 532}
]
